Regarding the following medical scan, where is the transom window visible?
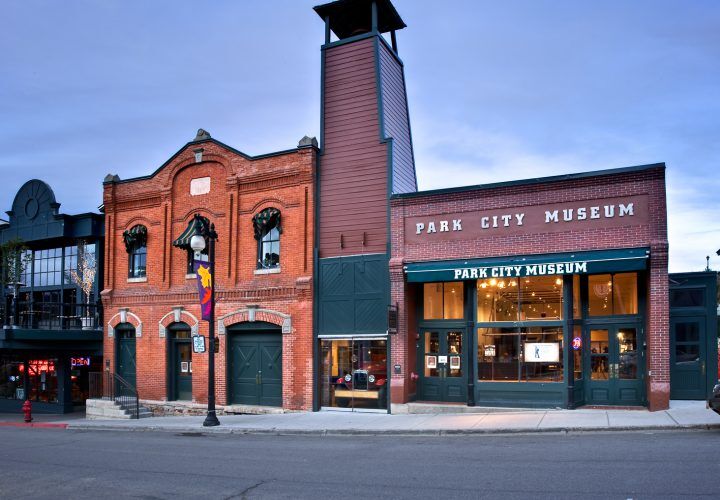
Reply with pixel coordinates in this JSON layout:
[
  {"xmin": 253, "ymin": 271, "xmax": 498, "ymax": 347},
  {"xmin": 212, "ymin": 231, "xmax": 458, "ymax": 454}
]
[{"xmin": 423, "ymin": 282, "xmax": 464, "ymax": 320}]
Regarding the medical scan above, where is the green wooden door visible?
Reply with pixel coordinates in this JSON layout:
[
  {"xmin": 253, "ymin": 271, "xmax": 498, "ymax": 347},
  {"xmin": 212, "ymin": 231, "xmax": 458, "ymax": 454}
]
[
  {"xmin": 670, "ymin": 316, "xmax": 706, "ymax": 399},
  {"xmin": 419, "ymin": 329, "xmax": 466, "ymax": 403},
  {"xmin": 172, "ymin": 341, "xmax": 192, "ymax": 401},
  {"xmin": 116, "ymin": 330, "xmax": 136, "ymax": 389},
  {"xmin": 586, "ymin": 324, "xmax": 644, "ymax": 405},
  {"xmin": 229, "ymin": 333, "xmax": 282, "ymax": 407}
]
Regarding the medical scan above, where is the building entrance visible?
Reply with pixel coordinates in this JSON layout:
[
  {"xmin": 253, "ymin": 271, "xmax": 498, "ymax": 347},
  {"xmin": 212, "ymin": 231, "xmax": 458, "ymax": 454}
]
[
  {"xmin": 418, "ymin": 329, "xmax": 466, "ymax": 403},
  {"xmin": 586, "ymin": 324, "xmax": 644, "ymax": 406},
  {"xmin": 228, "ymin": 331, "xmax": 282, "ymax": 407},
  {"xmin": 116, "ymin": 326, "xmax": 136, "ymax": 390}
]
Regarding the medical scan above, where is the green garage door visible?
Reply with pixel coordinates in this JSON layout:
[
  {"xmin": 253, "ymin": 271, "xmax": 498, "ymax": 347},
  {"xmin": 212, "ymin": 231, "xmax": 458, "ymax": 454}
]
[{"xmin": 228, "ymin": 326, "xmax": 282, "ymax": 407}]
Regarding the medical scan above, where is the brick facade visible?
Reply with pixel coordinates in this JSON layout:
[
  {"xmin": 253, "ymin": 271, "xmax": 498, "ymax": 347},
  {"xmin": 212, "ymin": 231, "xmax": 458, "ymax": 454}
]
[
  {"xmin": 389, "ymin": 165, "xmax": 670, "ymax": 410},
  {"xmin": 102, "ymin": 134, "xmax": 316, "ymax": 411}
]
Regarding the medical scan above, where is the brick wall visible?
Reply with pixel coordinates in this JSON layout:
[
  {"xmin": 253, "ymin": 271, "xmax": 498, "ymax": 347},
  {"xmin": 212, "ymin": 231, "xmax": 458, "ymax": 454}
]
[
  {"xmin": 389, "ymin": 166, "xmax": 670, "ymax": 409},
  {"xmin": 102, "ymin": 138, "xmax": 316, "ymax": 410}
]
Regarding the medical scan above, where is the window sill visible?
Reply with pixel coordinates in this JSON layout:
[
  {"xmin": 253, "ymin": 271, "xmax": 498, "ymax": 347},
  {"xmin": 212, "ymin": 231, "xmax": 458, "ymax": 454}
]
[
  {"xmin": 186, "ymin": 273, "xmax": 196, "ymax": 279},
  {"xmin": 127, "ymin": 277, "xmax": 147, "ymax": 283},
  {"xmin": 254, "ymin": 267, "xmax": 281, "ymax": 275}
]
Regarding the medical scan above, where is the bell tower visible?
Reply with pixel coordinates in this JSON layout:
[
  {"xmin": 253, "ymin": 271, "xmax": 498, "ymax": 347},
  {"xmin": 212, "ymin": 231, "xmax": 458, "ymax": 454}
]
[{"xmin": 313, "ymin": 0, "xmax": 417, "ymax": 359}]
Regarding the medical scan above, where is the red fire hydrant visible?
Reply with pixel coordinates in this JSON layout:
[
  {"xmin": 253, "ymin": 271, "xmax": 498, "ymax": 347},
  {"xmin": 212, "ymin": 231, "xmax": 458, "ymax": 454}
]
[{"xmin": 22, "ymin": 399, "xmax": 32, "ymax": 423}]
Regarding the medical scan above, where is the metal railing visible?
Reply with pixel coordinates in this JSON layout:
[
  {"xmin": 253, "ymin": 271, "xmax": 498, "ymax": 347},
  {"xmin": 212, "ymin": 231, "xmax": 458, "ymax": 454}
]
[
  {"xmin": 1, "ymin": 301, "xmax": 102, "ymax": 330},
  {"xmin": 89, "ymin": 371, "xmax": 139, "ymax": 419}
]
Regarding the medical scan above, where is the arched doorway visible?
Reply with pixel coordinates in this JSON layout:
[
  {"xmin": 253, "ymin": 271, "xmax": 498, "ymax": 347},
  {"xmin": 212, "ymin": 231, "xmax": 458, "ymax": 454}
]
[
  {"xmin": 227, "ymin": 321, "xmax": 282, "ymax": 407},
  {"xmin": 115, "ymin": 323, "xmax": 137, "ymax": 390},
  {"xmin": 168, "ymin": 323, "xmax": 192, "ymax": 401}
]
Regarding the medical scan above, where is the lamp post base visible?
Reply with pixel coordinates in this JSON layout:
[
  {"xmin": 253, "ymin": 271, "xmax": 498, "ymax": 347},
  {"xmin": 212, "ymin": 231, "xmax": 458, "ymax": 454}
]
[{"xmin": 203, "ymin": 411, "xmax": 220, "ymax": 427}]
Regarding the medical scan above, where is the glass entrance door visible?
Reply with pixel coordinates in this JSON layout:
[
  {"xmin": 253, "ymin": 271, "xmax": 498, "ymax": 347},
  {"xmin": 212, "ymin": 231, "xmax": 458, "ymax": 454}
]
[
  {"xmin": 419, "ymin": 329, "xmax": 466, "ymax": 403},
  {"xmin": 320, "ymin": 338, "xmax": 388, "ymax": 411},
  {"xmin": 586, "ymin": 324, "xmax": 643, "ymax": 405}
]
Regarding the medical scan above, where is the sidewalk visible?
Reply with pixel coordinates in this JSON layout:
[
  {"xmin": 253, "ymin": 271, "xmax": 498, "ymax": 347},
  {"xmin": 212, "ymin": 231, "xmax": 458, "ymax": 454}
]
[{"xmin": 4, "ymin": 400, "xmax": 719, "ymax": 435}]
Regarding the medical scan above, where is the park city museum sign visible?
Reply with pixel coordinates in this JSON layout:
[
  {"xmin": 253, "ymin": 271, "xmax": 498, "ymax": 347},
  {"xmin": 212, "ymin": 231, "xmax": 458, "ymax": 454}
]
[{"xmin": 405, "ymin": 195, "xmax": 648, "ymax": 243}]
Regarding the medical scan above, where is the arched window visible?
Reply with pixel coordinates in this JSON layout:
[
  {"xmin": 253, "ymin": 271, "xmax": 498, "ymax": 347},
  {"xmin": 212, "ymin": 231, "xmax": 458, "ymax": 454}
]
[
  {"xmin": 123, "ymin": 225, "xmax": 147, "ymax": 278},
  {"xmin": 253, "ymin": 208, "xmax": 281, "ymax": 269}
]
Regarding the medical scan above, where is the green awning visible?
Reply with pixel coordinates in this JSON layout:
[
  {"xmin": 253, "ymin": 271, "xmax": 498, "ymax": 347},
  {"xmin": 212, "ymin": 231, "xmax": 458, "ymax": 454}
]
[
  {"xmin": 173, "ymin": 216, "xmax": 209, "ymax": 251},
  {"xmin": 122, "ymin": 224, "xmax": 147, "ymax": 253},
  {"xmin": 404, "ymin": 248, "xmax": 650, "ymax": 283}
]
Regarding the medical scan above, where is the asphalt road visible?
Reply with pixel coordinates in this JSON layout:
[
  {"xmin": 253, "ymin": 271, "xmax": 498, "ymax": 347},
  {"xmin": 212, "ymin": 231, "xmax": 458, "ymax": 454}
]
[{"xmin": 1, "ymin": 428, "xmax": 719, "ymax": 499}]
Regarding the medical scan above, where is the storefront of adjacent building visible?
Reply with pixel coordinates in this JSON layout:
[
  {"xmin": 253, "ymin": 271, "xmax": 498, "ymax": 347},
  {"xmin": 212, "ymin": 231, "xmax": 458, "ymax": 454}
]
[
  {"xmin": 389, "ymin": 165, "xmax": 672, "ymax": 410},
  {"xmin": 101, "ymin": 130, "xmax": 316, "ymax": 413},
  {"xmin": 0, "ymin": 180, "xmax": 104, "ymax": 413}
]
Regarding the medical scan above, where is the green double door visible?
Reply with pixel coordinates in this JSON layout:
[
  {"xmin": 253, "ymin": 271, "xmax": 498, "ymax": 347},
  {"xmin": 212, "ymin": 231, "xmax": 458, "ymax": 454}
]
[
  {"xmin": 586, "ymin": 324, "xmax": 644, "ymax": 405},
  {"xmin": 229, "ymin": 333, "xmax": 282, "ymax": 407},
  {"xmin": 419, "ymin": 329, "xmax": 467, "ymax": 402}
]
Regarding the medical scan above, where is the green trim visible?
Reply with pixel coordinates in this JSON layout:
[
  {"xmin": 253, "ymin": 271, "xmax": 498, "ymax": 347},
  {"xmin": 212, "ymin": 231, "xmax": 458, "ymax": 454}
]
[
  {"xmin": 405, "ymin": 248, "xmax": 650, "ymax": 283},
  {"xmin": 392, "ymin": 163, "xmax": 665, "ymax": 200}
]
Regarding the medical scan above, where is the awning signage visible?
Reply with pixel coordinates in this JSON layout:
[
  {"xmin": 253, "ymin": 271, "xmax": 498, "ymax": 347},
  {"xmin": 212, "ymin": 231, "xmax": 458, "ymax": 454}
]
[{"xmin": 404, "ymin": 248, "xmax": 649, "ymax": 283}]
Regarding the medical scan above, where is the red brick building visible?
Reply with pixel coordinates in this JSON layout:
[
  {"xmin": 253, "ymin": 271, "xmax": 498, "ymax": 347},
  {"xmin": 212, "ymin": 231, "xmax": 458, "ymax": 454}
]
[
  {"xmin": 101, "ymin": 130, "xmax": 316, "ymax": 412},
  {"xmin": 389, "ymin": 165, "xmax": 670, "ymax": 410}
]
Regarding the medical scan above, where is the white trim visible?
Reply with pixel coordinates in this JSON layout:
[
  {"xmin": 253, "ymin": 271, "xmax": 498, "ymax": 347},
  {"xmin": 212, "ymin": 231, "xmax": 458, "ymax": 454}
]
[
  {"xmin": 404, "ymin": 255, "xmax": 649, "ymax": 274},
  {"xmin": 126, "ymin": 277, "xmax": 147, "ymax": 283},
  {"xmin": 253, "ymin": 267, "xmax": 281, "ymax": 275},
  {"xmin": 317, "ymin": 334, "xmax": 388, "ymax": 340}
]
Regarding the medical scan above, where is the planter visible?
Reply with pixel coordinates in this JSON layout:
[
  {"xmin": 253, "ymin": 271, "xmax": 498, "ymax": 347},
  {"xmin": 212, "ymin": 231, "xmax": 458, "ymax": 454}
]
[{"xmin": 81, "ymin": 316, "xmax": 94, "ymax": 330}]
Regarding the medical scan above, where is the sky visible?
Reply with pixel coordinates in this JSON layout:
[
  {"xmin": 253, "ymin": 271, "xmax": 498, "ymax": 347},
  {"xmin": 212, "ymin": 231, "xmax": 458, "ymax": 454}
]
[{"xmin": 1, "ymin": 0, "xmax": 718, "ymax": 272}]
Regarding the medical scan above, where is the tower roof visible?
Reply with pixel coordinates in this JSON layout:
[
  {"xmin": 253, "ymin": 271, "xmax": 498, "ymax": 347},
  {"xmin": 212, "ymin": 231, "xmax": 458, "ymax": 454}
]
[{"xmin": 314, "ymin": 0, "xmax": 406, "ymax": 39}]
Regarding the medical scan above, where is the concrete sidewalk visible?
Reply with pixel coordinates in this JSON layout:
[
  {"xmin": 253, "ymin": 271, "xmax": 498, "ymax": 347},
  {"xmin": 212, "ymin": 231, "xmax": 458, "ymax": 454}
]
[{"xmin": 4, "ymin": 400, "xmax": 718, "ymax": 435}]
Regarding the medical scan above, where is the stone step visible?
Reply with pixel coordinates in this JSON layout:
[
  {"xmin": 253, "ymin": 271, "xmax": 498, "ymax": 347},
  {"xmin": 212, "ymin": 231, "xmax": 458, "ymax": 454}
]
[
  {"xmin": 225, "ymin": 404, "xmax": 285, "ymax": 415},
  {"xmin": 400, "ymin": 402, "xmax": 548, "ymax": 415}
]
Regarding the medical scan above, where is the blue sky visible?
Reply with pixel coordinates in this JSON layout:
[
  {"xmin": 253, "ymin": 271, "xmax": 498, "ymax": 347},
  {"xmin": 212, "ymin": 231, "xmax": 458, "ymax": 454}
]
[{"xmin": 1, "ymin": 0, "xmax": 718, "ymax": 272}]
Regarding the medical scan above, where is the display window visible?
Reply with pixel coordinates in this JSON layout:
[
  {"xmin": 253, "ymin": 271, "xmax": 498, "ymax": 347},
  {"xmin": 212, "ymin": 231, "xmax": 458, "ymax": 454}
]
[
  {"xmin": 477, "ymin": 327, "xmax": 563, "ymax": 382},
  {"xmin": 477, "ymin": 276, "xmax": 563, "ymax": 322},
  {"xmin": 0, "ymin": 357, "xmax": 24, "ymax": 400},
  {"xmin": 320, "ymin": 339, "xmax": 387, "ymax": 410}
]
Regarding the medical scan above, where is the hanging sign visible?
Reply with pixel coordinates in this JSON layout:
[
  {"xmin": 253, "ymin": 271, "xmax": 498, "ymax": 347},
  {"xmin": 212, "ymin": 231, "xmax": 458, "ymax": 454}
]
[
  {"xmin": 572, "ymin": 337, "xmax": 582, "ymax": 350},
  {"xmin": 193, "ymin": 335, "xmax": 206, "ymax": 354},
  {"xmin": 194, "ymin": 261, "xmax": 213, "ymax": 320},
  {"xmin": 524, "ymin": 343, "xmax": 560, "ymax": 363},
  {"xmin": 438, "ymin": 355, "xmax": 448, "ymax": 364}
]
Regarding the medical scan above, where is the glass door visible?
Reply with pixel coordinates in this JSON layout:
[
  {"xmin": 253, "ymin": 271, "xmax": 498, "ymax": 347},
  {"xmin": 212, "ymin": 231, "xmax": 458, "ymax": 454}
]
[
  {"xmin": 321, "ymin": 338, "xmax": 388, "ymax": 411},
  {"xmin": 419, "ymin": 329, "xmax": 466, "ymax": 402},
  {"xmin": 586, "ymin": 324, "xmax": 643, "ymax": 405}
]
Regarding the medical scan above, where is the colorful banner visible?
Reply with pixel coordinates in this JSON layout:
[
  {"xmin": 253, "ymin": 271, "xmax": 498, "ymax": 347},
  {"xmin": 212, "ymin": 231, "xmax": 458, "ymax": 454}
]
[{"xmin": 194, "ymin": 260, "xmax": 213, "ymax": 320}]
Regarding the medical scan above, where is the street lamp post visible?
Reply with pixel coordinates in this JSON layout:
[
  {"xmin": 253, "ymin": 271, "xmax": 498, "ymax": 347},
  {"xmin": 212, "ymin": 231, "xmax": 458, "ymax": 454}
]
[{"xmin": 190, "ymin": 217, "xmax": 220, "ymax": 427}]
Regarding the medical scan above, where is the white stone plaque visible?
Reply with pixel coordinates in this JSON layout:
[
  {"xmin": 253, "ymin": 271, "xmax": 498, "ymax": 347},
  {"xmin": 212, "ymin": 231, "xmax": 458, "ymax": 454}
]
[{"xmin": 190, "ymin": 177, "xmax": 211, "ymax": 196}]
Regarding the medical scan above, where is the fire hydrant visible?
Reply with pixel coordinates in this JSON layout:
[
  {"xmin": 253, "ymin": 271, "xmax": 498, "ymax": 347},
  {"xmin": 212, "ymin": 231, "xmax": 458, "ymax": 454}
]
[{"xmin": 22, "ymin": 399, "xmax": 32, "ymax": 423}]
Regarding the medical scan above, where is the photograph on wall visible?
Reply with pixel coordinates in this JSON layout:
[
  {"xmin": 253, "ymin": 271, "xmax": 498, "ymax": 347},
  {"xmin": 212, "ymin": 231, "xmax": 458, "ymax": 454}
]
[
  {"xmin": 524, "ymin": 343, "xmax": 560, "ymax": 363},
  {"xmin": 450, "ymin": 356, "xmax": 461, "ymax": 369},
  {"xmin": 181, "ymin": 361, "xmax": 189, "ymax": 373},
  {"xmin": 426, "ymin": 355, "xmax": 437, "ymax": 369}
]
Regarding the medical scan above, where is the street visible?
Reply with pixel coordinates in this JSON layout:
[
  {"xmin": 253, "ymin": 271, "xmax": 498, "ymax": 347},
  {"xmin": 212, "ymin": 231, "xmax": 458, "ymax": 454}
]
[{"xmin": 1, "ymin": 428, "xmax": 719, "ymax": 499}]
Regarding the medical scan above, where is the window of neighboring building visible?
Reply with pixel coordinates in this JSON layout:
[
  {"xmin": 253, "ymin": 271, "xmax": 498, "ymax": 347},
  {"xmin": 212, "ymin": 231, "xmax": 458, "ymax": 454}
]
[
  {"xmin": 588, "ymin": 272, "xmax": 638, "ymax": 316},
  {"xmin": 253, "ymin": 208, "xmax": 281, "ymax": 269},
  {"xmin": 123, "ymin": 225, "xmax": 147, "ymax": 279},
  {"xmin": 423, "ymin": 282, "xmax": 464, "ymax": 320}
]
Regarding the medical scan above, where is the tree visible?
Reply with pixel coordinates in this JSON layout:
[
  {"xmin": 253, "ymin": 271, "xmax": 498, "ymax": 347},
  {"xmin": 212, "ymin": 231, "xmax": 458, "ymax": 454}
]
[
  {"xmin": 66, "ymin": 243, "xmax": 96, "ymax": 312},
  {"xmin": 0, "ymin": 239, "xmax": 32, "ymax": 326}
]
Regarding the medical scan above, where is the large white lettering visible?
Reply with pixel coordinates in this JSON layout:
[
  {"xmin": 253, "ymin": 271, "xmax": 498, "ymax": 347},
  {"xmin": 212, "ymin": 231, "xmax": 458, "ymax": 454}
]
[{"xmin": 545, "ymin": 210, "xmax": 559, "ymax": 223}]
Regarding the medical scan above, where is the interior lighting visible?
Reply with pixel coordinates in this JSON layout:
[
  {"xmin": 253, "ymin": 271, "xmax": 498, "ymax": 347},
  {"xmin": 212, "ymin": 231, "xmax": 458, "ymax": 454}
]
[
  {"xmin": 555, "ymin": 278, "xmax": 562, "ymax": 285},
  {"xmin": 490, "ymin": 278, "xmax": 497, "ymax": 286}
]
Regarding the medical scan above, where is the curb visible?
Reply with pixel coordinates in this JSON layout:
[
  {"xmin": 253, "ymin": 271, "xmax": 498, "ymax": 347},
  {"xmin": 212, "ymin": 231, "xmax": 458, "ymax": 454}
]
[
  {"xmin": 64, "ymin": 422, "xmax": 720, "ymax": 436},
  {"xmin": 0, "ymin": 422, "xmax": 68, "ymax": 429}
]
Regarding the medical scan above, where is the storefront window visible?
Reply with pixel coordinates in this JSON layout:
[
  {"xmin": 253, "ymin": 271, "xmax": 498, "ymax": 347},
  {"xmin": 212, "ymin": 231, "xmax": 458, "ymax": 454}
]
[
  {"xmin": 478, "ymin": 276, "xmax": 563, "ymax": 322},
  {"xmin": 477, "ymin": 278, "xmax": 518, "ymax": 321},
  {"xmin": 477, "ymin": 327, "xmax": 563, "ymax": 382},
  {"xmin": 0, "ymin": 357, "xmax": 24, "ymax": 400},
  {"xmin": 588, "ymin": 273, "xmax": 638, "ymax": 316},
  {"xmin": 520, "ymin": 276, "xmax": 562, "ymax": 320},
  {"xmin": 320, "ymin": 339, "xmax": 387, "ymax": 410},
  {"xmin": 423, "ymin": 282, "xmax": 464, "ymax": 320},
  {"xmin": 573, "ymin": 275, "xmax": 581, "ymax": 319},
  {"xmin": 27, "ymin": 359, "xmax": 58, "ymax": 403}
]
